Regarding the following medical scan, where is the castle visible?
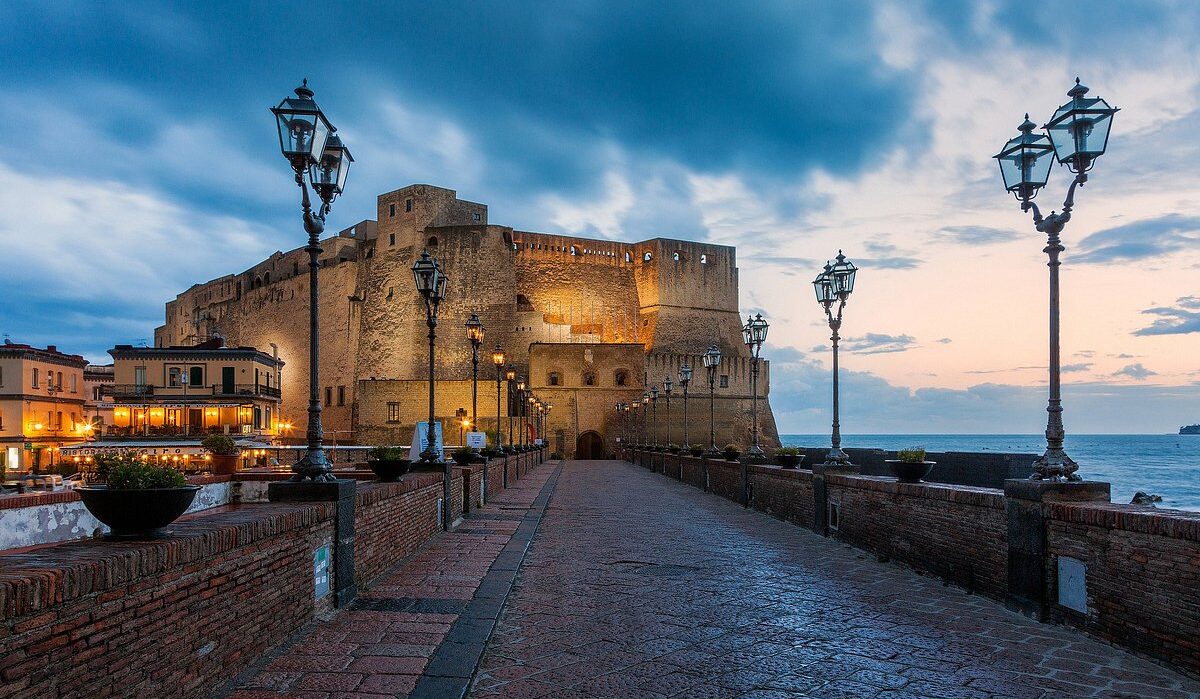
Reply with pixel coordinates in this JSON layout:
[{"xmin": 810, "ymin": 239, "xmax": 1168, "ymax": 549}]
[{"xmin": 154, "ymin": 184, "xmax": 778, "ymax": 458}]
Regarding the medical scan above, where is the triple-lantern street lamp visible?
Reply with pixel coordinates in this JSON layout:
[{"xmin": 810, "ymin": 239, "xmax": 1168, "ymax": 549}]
[
  {"xmin": 412, "ymin": 248, "xmax": 452, "ymax": 529},
  {"xmin": 702, "ymin": 344, "xmax": 721, "ymax": 455},
  {"xmin": 813, "ymin": 251, "xmax": 857, "ymax": 467},
  {"xmin": 742, "ymin": 313, "xmax": 769, "ymax": 460},
  {"xmin": 492, "ymin": 343, "xmax": 505, "ymax": 457},
  {"xmin": 466, "ymin": 313, "xmax": 485, "ymax": 445},
  {"xmin": 271, "ymin": 80, "xmax": 353, "ymax": 482},
  {"xmin": 678, "ymin": 363, "xmax": 693, "ymax": 451},
  {"xmin": 994, "ymin": 78, "xmax": 1117, "ymax": 482}
]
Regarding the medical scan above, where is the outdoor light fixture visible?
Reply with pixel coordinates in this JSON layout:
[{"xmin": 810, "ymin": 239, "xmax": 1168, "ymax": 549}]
[
  {"xmin": 269, "ymin": 79, "xmax": 351, "ymax": 482},
  {"xmin": 649, "ymin": 385, "xmax": 660, "ymax": 448},
  {"xmin": 465, "ymin": 312, "xmax": 485, "ymax": 449},
  {"xmin": 678, "ymin": 362, "xmax": 693, "ymax": 451},
  {"xmin": 814, "ymin": 252, "xmax": 857, "ymax": 467},
  {"xmin": 742, "ymin": 313, "xmax": 769, "ymax": 460},
  {"xmin": 492, "ymin": 343, "xmax": 505, "ymax": 467},
  {"xmin": 663, "ymin": 376, "xmax": 673, "ymax": 447},
  {"xmin": 412, "ymin": 248, "xmax": 451, "ymax": 528},
  {"xmin": 702, "ymin": 344, "xmax": 721, "ymax": 454},
  {"xmin": 994, "ymin": 78, "xmax": 1118, "ymax": 481}
]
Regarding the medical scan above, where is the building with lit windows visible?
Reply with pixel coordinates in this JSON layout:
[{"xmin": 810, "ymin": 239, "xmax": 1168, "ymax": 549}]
[{"xmin": 0, "ymin": 341, "xmax": 88, "ymax": 474}]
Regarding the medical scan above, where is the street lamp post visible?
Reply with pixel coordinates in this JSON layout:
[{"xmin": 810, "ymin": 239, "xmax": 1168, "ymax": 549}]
[
  {"xmin": 649, "ymin": 386, "xmax": 659, "ymax": 449},
  {"xmin": 466, "ymin": 313, "xmax": 485, "ymax": 451},
  {"xmin": 412, "ymin": 249, "xmax": 451, "ymax": 528},
  {"xmin": 270, "ymin": 80, "xmax": 353, "ymax": 482},
  {"xmin": 505, "ymin": 370, "xmax": 516, "ymax": 451},
  {"xmin": 641, "ymin": 392, "xmax": 650, "ymax": 448},
  {"xmin": 455, "ymin": 407, "xmax": 468, "ymax": 445},
  {"xmin": 742, "ymin": 313, "xmax": 769, "ymax": 460},
  {"xmin": 678, "ymin": 363, "xmax": 692, "ymax": 451},
  {"xmin": 994, "ymin": 78, "xmax": 1117, "ymax": 481},
  {"xmin": 813, "ymin": 252, "xmax": 857, "ymax": 467},
  {"xmin": 703, "ymin": 345, "xmax": 721, "ymax": 455},
  {"xmin": 663, "ymin": 377, "xmax": 673, "ymax": 448}
]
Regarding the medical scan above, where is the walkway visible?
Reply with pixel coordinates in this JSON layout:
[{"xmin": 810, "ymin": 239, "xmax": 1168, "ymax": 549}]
[{"xmin": 470, "ymin": 461, "xmax": 1200, "ymax": 698}]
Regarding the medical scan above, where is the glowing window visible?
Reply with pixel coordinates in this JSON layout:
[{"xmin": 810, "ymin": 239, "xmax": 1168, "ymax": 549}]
[
  {"xmin": 570, "ymin": 246, "xmax": 577, "ymax": 256},
  {"xmin": 673, "ymin": 252, "xmax": 680, "ymax": 261},
  {"xmin": 643, "ymin": 252, "xmax": 652, "ymax": 262}
]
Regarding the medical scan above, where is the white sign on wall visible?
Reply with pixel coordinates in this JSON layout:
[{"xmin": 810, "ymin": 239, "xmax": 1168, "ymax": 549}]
[
  {"xmin": 1057, "ymin": 556, "xmax": 1088, "ymax": 614},
  {"xmin": 466, "ymin": 431, "xmax": 487, "ymax": 449},
  {"xmin": 313, "ymin": 544, "xmax": 331, "ymax": 600},
  {"xmin": 409, "ymin": 422, "xmax": 445, "ymax": 462}
]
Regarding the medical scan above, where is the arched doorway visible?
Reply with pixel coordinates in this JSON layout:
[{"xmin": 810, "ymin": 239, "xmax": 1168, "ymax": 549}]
[{"xmin": 576, "ymin": 431, "xmax": 604, "ymax": 459}]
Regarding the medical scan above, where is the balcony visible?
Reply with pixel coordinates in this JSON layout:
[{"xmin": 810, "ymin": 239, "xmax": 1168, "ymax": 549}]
[
  {"xmin": 112, "ymin": 384, "xmax": 154, "ymax": 398},
  {"xmin": 210, "ymin": 384, "xmax": 281, "ymax": 399}
]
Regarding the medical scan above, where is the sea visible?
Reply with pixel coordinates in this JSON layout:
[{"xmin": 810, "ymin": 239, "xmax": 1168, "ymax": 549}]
[{"xmin": 779, "ymin": 434, "xmax": 1200, "ymax": 512}]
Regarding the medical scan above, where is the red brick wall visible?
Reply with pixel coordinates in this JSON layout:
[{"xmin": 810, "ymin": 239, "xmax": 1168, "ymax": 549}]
[
  {"xmin": 680, "ymin": 456, "xmax": 704, "ymax": 488},
  {"xmin": 748, "ymin": 465, "xmax": 815, "ymax": 530},
  {"xmin": 826, "ymin": 475, "xmax": 1008, "ymax": 597},
  {"xmin": 0, "ymin": 503, "xmax": 336, "ymax": 699},
  {"xmin": 354, "ymin": 473, "xmax": 452, "ymax": 586},
  {"xmin": 706, "ymin": 460, "xmax": 741, "ymax": 501},
  {"xmin": 1046, "ymin": 503, "xmax": 1200, "ymax": 677}
]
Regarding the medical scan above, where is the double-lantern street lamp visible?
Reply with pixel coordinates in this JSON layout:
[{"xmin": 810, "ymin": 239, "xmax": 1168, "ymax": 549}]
[
  {"xmin": 994, "ymin": 78, "xmax": 1117, "ymax": 482},
  {"xmin": 466, "ymin": 313, "xmax": 485, "ymax": 445},
  {"xmin": 813, "ymin": 251, "xmax": 857, "ymax": 467},
  {"xmin": 678, "ymin": 363, "xmax": 693, "ymax": 451},
  {"xmin": 702, "ymin": 344, "xmax": 721, "ymax": 455},
  {"xmin": 271, "ymin": 80, "xmax": 353, "ymax": 482},
  {"xmin": 663, "ymin": 377, "xmax": 673, "ymax": 447},
  {"xmin": 742, "ymin": 313, "xmax": 769, "ymax": 460},
  {"xmin": 641, "ymin": 391, "xmax": 650, "ymax": 447}
]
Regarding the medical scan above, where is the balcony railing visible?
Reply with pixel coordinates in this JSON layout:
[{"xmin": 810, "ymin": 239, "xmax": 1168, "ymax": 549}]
[
  {"xmin": 210, "ymin": 384, "xmax": 281, "ymax": 399},
  {"xmin": 112, "ymin": 384, "xmax": 154, "ymax": 398}
]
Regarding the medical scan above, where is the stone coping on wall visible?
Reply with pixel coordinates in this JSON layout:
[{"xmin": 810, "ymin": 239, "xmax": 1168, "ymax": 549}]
[
  {"xmin": 1049, "ymin": 501, "xmax": 1200, "ymax": 542},
  {"xmin": 0, "ymin": 500, "xmax": 336, "ymax": 621},
  {"xmin": 824, "ymin": 472, "xmax": 1007, "ymax": 509},
  {"xmin": 0, "ymin": 474, "xmax": 233, "ymax": 511}
]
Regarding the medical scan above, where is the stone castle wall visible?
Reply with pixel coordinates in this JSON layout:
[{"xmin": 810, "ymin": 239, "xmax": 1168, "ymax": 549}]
[{"xmin": 153, "ymin": 184, "xmax": 778, "ymax": 451}]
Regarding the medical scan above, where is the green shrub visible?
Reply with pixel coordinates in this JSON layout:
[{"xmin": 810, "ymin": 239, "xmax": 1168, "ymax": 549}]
[
  {"xmin": 775, "ymin": 447, "xmax": 802, "ymax": 456},
  {"xmin": 368, "ymin": 445, "xmax": 407, "ymax": 461},
  {"xmin": 723, "ymin": 444, "xmax": 740, "ymax": 453},
  {"xmin": 452, "ymin": 445, "xmax": 475, "ymax": 458},
  {"xmin": 897, "ymin": 447, "xmax": 926, "ymax": 463},
  {"xmin": 201, "ymin": 434, "xmax": 239, "ymax": 455},
  {"xmin": 104, "ymin": 457, "xmax": 187, "ymax": 489}
]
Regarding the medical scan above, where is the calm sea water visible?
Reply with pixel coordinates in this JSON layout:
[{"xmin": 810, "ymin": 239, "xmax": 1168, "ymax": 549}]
[{"xmin": 780, "ymin": 434, "xmax": 1200, "ymax": 512}]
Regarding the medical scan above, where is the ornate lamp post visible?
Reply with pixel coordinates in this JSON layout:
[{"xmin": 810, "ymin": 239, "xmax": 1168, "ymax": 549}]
[
  {"xmin": 742, "ymin": 313, "xmax": 769, "ymax": 460},
  {"xmin": 455, "ymin": 407, "xmax": 468, "ymax": 445},
  {"xmin": 663, "ymin": 377, "xmax": 673, "ymax": 447},
  {"xmin": 649, "ymin": 385, "xmax": 659, "ymax": 449},
  {"xmin": 466, "ymin": 313, "xmax": 485, "ymax": 448},
  {"xmin": 505, "ymin": 369, "xmax": 516, "ymax": 450},
  {"xmin": 412, "ymin": 249, "xmax": 451, "ymax": 528},
  {"xmin": 491, "ymin": 344, "xmax": 504, "ymax": 446},
  {"xmin": 641, "ymin": 392, "xmax": 650, "ymax": 447},
  {"xmin": 270, "ymin": 80, "xmax": 352, "ymax": 483},
  {"xmin": 678, "ymin": 363, "xmax": 692, "ymax": 451},
  {"xmin": 703, "ymin": 345, "xmax": 721, "ymax": 455},
  {"xmin": 994, "ymin": 78, "xmax": 1118, "ymax": 481},
  {"xmin": 515, "ymin": 379, "xmax": 526, "ymax": 449},
  {"xmin": 813, "ymin": 252, "xmax": 857, "ymax": 467}
]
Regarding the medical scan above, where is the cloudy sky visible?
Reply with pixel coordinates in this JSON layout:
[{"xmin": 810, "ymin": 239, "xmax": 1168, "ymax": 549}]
[{"xmin": 2, "ymin": 1, "xmax": 1198, "ymax": 433}]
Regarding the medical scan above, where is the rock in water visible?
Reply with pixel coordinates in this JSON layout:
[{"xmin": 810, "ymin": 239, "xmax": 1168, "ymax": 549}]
[{"xmin": 1131, "ymin": 491, "xmax": 1162, "ymax": 506}]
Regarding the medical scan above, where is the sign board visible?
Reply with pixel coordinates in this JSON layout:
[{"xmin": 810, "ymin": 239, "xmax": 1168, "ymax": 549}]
[
  {"xmin": 24, "ymin": 442, "xmax": 32, "ymax": 450},
  {"xmin": 1057, "ymin": 556, "xmax": 1087, "ymax": 613},
  {"xmin": 313, "ymin": 544, "xmax": 331, "ymax": 600},
  {"xmin": 409, "ymin": 422, "xmax": 445, "ymax": 462},
  {"xmin": 466, "ymin": 431, "xmax": 487, "ymax": 449},
  {"xmin": 534, "ymin": 438, "xmax": 545, "ymax": 446}
]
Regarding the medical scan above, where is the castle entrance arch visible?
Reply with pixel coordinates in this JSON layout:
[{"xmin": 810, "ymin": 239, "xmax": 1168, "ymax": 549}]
[{"xmin": 575, "ymin": 431, "xmax": 604, "ymax": 460}]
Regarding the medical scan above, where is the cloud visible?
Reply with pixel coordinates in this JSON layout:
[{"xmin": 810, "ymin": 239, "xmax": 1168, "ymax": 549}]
[
  {"xmin": 1134, "ymin": 296, "xmax": 1200, "ymax": 336},
  {"xmin": 938, "ymin": 225, "xmax": 1020, "ymax": 245},
  {"xmin": 1062, "ymin": 363, "xmax": 1092, "ymax": 373},
  {"xmin": 856, "ymin": 256, "xmax": 922, "ymax": 270},
  {"xmin": 842, "ymin": 333, "xmax": 918, "ymax": 355},
  {"xmin": 1113, "ymin": 363, "xmax": 1158, "ymax": 380},
  {"xmin": 935, "ymin": 337, "xmax": 953, "ymax": 344},
  {"xmin": 1074, "ymin": 215, "xmax": 1200, "ymax": 265}
]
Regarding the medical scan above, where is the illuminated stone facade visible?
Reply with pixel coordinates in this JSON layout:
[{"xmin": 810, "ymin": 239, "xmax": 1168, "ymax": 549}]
[{"xmin": 155, "ymin": 184, "xmax": 778, "ymax": 456}]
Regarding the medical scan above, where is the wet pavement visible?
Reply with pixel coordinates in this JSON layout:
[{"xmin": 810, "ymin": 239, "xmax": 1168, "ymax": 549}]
[{"xmin": 469, "ymin": 460, "xmax": 1200, "ymax": 698}]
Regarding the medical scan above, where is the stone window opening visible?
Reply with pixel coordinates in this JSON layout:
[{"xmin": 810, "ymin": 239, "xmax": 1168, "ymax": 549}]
[
  {"xmin": 263, "ymin": 272, "xmax": 270, "ymax": 285},
  {"xmin": 548, "ymin": 371, "xmax": 561, "ymax": 386},
  {"xmin": 700, "ymin": 254, "xmax": 708, "ymax": 264},
  {"xmin": 643, "ymin": 252, "xmax": 652, "ymax": 262},
  {"xmin": 570, "ymin": 245, "xmax": 577, "ymax": 256},
  {"xmin": 625, "ymin": 251, "xmax": 632, "ymax": 263},
  {"xmin": 614, "ymin": 369, "xmax": 628, "ymax": 387},
  {"xmin": 406, "ymin": 198, "xmax": 413, "ymax": 212},
  {"xmin": 389, "ymin": 233, "xmax": 396, "ymax": 246},
  {"xmin": 673, "ymin": 251, "xmax": 681, "ymax": 261},
  {"xmin": 472, "ymin": 212, "xmax": 481, "ymax": 221},
  {"xmin": 337, "ymin": 386, "xmax": 346, "ymax": 406},
  {"xmin": 720, "ymin": 374, "xmax": 729, "ymax": 388},
  {"xmin": 387, "ymin": 402, "xmax": 400, "ymax": 423},
  {"xmin": 389, "ymin": 203, "xmax": 396, "ymax": 217},
  {"xmin": 427, "ymin": 236, "xmax": 438, "ymax": 248},
  {"xmin": 582, "ymin": 371, "xmax": 596, "ymax": 387}
]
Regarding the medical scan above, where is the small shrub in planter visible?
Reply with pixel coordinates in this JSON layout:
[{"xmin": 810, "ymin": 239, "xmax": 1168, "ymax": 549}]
[
  {"xmin": 479, "ymin": 447, "xmax": 498, "ymax": 459},
  {"xmin": 77, "ymin": 454, "xmax": 198, "ymax": 538},
  {"xmin": 722, "ymin": 444, "xmax": 742, "ymax": 462},
  {"xmin": 452, "ymin": 446, "xmax": 476, "ymax": 466},
  {"xmin": 367, "ymin": 446, "xmax": 410, "ymax": 482},
  {"xmin": 774, "ymin": 447, "xmax": 804, "ymax": 469},
  {"xmin": 202, "ymin": 434, "xmax": 241, "ymax": 475},
  {"xmin": 667, "ymin": 444, "xmax": 681, "ymax": 454},
  {"xmin": 886, "ymin": 446, "xmax": 936, "ymax": 483},
  {"xmin": 689, "ymin": 445, "xmax": 705, "ymax": 457}
]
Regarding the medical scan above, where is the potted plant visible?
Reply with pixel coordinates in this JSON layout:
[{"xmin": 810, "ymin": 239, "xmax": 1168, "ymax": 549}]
[
  {"xmin": 452, "ymin": 445, "xmax": 476, "ymax": 466},
  {"xmin": 722, "ymin": 444, "xmax": 741, "ymax": 462},
  {"xmin": 689, "ymin": 445, "xmax": 705, "ymax": 458},
  {"xmin": 886, "ymin": 447, "xmax": 936, "ymax": 483},
  {"xmin": 202, "ymin": 434, "xmax": 241, "ymax": 475},
  {"xmin": 479, "ymin": 447, "xmax": 498, "ymax": 460},
  {"xmin": 774, "ymin": 447, "xmax": 804, "ymax": 469},
  {"xmin": 77, "ymin": 454, "xmax": 199, "ymax": 538},
  {"xmin": 367, "ymin": 445, "xmax": 410, "ymax": 482},
  {"xmin": 667, "ymin": 444, "xmax": 681, "ymax": 454}
]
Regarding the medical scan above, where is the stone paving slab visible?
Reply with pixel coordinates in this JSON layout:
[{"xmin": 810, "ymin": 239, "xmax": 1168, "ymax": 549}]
[
  {"xmin": 221, "ymin": 462, "xmax": 560, "ymax": 699},
  {"xmin": 469, "ymin": 460, "xmax": 1200, "ymax": 699}
]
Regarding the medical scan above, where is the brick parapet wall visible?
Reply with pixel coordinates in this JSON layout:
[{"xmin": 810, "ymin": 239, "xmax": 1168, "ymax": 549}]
[
  {"xmin": 748, "ymin": 465, "xmax": 816, "ymax": 530},
  {"xmin": 353, "ymin": 472, "xmax": 457, "ymax": 587}
]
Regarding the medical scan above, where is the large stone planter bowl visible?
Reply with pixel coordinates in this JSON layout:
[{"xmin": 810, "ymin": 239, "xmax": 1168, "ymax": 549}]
[
  {"xmin": 723, "ymin": 450, "xmax": 741, "ymax": 462},
  {"xmin": 886, "ymin": 460, "xmax": 936, "ymax": 483},
  {"xmin": 77, "ymin": 486, "xmax": 201, "ymax": 538},
  {"xmin": 210, "ymin": 454, "xmax": 239, "ymax": 475},
  {"xmin": 777, "ymin": 454, "xmax": 804, "ymax": 469},
  {"xmin": 452, "ymin": 452, "xmax": 475, "ymax": 466},
  {"xmin": 369, "ymin": 459, "xmax": 410, "ymax": 482}
]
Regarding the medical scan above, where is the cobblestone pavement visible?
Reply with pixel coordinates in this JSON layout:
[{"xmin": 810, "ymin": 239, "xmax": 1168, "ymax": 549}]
[
  {"xmin": 470, "ymin": 460, "xmax": 1200, "ymax": 699},
  {"xmin": 223, "ymin": 462, "xmax": 558, "ymax": 699}
]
